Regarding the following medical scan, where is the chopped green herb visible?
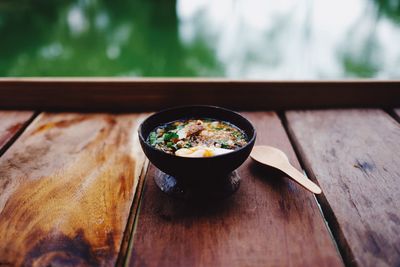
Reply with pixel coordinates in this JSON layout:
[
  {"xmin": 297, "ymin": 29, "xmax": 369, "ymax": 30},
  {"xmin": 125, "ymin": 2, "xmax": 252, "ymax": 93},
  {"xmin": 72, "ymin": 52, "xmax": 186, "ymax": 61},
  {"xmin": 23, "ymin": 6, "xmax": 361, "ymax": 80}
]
[
  {"xmin": 220, "ymin": 142, "xmax": 230, "ymax": 149},
  {"xmin": 163, "ymin": 132, "xmax": 179, "ymax": 141},
  {"xmin": 149, "ymin": 132, "xmax": 157, "ymax": 145},
  {"xmin": 184, "ymin": 143, "xmax": 192, "ymax": 148},
  {"xmin": 232, "ymin": 131, "xmax": 242, "ymax": 138}
]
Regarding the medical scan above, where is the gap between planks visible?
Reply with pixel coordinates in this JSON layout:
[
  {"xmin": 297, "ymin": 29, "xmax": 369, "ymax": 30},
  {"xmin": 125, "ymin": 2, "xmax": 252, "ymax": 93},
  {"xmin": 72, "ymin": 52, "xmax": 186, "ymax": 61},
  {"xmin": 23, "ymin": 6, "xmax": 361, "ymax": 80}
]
[
  {"xmin": 284, "ymin": 109, "xmax": 400, "ymax": 267},
  {"xmin": 389, "ymin": 108, "xmax": 400, "ymax": 123},
  {"xmin": 282, "ymin": 111, "xmax": 361, "ymax": 267},
  {"xmin": 117, "ymin": 159, "xmax": 149, "ymax": 267},
  {"xmin": 278, "ymin": 112, "xmax": 346, "ymax": 262},
  {"xmin": 0, "ymin": 111, "xmax": 39, "ymax": 157}
]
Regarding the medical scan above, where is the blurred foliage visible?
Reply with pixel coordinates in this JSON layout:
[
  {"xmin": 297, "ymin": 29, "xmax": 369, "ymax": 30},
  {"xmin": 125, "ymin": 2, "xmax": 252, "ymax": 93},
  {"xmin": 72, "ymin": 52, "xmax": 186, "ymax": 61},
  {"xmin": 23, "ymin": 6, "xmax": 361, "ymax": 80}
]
[
  {"xmin": 374, "ymin": 0, "xmax": 400, "ymax": 22},
  {"xmin": 0, "ymin": 0, "xmax": 223, "ymax": 76},
  {"xmin": 340, "ymin": 0, "xmax": 400, "ymax": 77},
  {"xmin": 0, "ymin": 0, "xmax": 399, "ymax": 77}
]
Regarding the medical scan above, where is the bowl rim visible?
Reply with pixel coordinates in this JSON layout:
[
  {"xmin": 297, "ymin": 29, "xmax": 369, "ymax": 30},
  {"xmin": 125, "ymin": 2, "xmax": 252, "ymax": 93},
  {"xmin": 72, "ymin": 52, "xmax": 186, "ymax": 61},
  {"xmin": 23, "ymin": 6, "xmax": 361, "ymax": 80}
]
[{"xmin": 138, "ymin": 105, "xmax": 257, "ymax": 160}]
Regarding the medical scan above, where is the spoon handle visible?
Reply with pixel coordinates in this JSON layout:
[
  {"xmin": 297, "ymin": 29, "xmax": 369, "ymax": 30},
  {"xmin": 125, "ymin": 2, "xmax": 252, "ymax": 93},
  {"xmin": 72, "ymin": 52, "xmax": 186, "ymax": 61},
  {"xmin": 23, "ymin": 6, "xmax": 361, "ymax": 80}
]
[{"xmin": 284, "ymin": 165, "xmax": 322, "ymax": 194}]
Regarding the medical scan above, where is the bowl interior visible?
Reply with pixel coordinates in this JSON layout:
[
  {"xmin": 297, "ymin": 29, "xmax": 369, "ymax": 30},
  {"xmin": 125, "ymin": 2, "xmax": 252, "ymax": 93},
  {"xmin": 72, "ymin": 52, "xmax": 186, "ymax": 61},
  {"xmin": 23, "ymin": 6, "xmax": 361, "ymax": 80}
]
[{"xmin": 139, "ymin": 105, "xmax": 256, "ymax": 150}]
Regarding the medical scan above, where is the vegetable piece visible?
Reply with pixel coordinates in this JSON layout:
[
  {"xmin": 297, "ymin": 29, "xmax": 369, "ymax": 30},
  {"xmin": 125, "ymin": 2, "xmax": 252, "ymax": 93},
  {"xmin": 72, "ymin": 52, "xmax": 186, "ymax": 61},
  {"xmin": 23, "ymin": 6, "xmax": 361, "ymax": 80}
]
[
  {"xmin": 184, "ymin": 143, "xmax": 192, "ymax": 148},
  {"xmin": 163, "ymin": 132, "xmax": 179, "ymax": 142},
  {"xmin": 220, "ymin": 142, "xmax": 230, "ymax": 149},
  {"xmin": 232, "ymin": 131, "xmax": 242, "ymax": 138},
  {"xmin": 149, "ymin": 132, "xmax": 157, "ymax": 145}
]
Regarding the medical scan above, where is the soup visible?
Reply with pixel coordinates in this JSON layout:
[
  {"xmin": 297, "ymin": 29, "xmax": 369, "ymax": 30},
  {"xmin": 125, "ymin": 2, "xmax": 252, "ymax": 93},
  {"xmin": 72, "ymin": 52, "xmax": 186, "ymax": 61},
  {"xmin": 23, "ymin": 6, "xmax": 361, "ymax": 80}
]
[{"xmin": 148, "ymin": 119, "xmax": 248, "ymax": 157}]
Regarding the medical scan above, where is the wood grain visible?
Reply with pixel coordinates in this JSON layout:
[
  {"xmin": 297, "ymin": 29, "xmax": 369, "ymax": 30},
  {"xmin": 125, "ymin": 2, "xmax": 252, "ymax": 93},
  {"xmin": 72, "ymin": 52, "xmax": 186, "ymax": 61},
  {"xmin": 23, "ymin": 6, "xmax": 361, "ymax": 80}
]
[
  {"xmin": 128, "ymin": 112, "xmax": 343, "ymax": 267},
  {"xmin": 0, "ymin": 111, "xmax": 34, "ymax": 155},
  {"xmin": 0, "ymin": 79, "xmax": 399, "ymax": 110},
  {"xmin": 0, "ymin": 112, "xmax": 148, "ymax": 266},
  {"xmin": 116, "ymin": 158, "xmax": 149, "ymax": 267},
  {"xmin": 285, "ymin": 109, "xmax": 400, "ymax": 267}
]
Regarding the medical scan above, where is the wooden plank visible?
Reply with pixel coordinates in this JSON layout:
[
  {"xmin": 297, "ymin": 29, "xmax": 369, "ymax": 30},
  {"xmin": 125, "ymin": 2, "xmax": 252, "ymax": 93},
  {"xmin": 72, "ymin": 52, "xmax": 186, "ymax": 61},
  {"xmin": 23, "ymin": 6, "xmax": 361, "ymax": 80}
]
[
  {"xmin": 0, "ymin": 111, "xmax": 35, "ymax": 155},
  {"xmin": 285, "ymin": 109, "xmax": 400, "ymax": 267},
  {"xmin": 116, "ymin": 158, "xmax": 149, "ymax": 267},
  {"xmin": 0, "ymin": 112, "xmax": 148, "ymax": 266},
  {"xmin": 0, "ymin": 78, "xmax": 399, "ymax": 110},
  {"xmin": 128, "ymin": 112, "xmax": 343, "ymax": 267}
]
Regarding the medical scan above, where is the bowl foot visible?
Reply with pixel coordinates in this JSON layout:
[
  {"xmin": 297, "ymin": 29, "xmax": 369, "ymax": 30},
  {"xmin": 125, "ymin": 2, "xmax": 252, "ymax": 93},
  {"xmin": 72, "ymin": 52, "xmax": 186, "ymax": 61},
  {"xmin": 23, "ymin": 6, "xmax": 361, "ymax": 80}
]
[{"xmin": 153, "ymin": 169, "xmax": 241, "ymax": 200}]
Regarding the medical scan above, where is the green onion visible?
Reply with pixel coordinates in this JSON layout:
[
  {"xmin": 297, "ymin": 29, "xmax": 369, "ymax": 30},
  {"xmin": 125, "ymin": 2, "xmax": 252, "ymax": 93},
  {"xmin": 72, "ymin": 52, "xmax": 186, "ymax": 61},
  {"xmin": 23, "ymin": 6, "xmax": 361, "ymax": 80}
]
[
  {"xmin": 220, "ymin": 142, "xmax": 230, "ymax": 149},
  {"xmin": 184, "ymin": 143, "xmax": 192, "ymax": 148},
  {"xmin": 232, "ymin": 131, "xmax": 243, "ymax": 138},
  {"xmin": 163, "ymin": 132, "xmax": 179, "ymax": 141},
  {"xmin": 149, "ymin": 132, "xmax": 157, "ymax": 145}
]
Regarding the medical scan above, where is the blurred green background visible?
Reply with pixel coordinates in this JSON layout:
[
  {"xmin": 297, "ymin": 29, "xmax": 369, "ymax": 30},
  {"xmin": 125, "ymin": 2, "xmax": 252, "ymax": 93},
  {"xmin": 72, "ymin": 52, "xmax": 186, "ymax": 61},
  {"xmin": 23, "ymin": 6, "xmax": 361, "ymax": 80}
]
[{"xmin": 0, "ymin": 0, "xmax": 399, "ymax": 78}]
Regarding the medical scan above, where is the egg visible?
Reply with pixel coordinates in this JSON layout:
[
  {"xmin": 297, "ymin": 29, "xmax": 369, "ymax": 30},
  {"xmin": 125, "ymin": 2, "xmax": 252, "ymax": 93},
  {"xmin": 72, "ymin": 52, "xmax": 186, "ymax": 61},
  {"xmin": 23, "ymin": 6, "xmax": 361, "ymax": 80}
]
[
  {"xmin": 212, "ymin": 147, "xmax": 234, "ymax": 155},
  {"xmin": 175, "ymin": 146, "xmax": 233, "ymax": 158}
]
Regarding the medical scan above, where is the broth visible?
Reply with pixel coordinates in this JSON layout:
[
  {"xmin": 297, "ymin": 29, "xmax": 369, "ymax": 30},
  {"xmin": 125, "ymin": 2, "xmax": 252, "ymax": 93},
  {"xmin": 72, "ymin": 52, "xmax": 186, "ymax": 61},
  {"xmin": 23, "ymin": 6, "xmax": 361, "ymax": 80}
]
[{"xmin": 148, "ymin": 118, "xmax": 248, "ymax": 157}]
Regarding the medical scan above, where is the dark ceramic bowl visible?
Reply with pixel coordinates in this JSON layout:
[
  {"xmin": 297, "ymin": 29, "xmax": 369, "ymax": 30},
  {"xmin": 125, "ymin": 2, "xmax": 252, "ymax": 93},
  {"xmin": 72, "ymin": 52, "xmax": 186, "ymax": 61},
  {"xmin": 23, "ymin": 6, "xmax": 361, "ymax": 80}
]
[{"xmin": 138, "ymin": 105, "xmax": 256, "ymax": 184}]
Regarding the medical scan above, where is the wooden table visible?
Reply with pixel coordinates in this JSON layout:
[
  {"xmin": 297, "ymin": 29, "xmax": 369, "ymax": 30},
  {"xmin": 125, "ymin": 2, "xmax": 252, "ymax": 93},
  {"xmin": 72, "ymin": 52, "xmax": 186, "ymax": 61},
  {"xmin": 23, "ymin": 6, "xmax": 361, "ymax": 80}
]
[{"xmin": 0, "ymin": 79, "xmax": 399, "ymax": 267}]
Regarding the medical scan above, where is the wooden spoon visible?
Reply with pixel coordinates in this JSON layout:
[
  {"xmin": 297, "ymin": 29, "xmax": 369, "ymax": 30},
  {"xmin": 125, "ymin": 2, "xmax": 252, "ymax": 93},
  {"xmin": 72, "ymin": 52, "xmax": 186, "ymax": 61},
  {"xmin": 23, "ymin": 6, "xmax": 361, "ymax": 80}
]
[{"xmin": 250, "ymin": 146, "xmax": 322, "ymax": 194}]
